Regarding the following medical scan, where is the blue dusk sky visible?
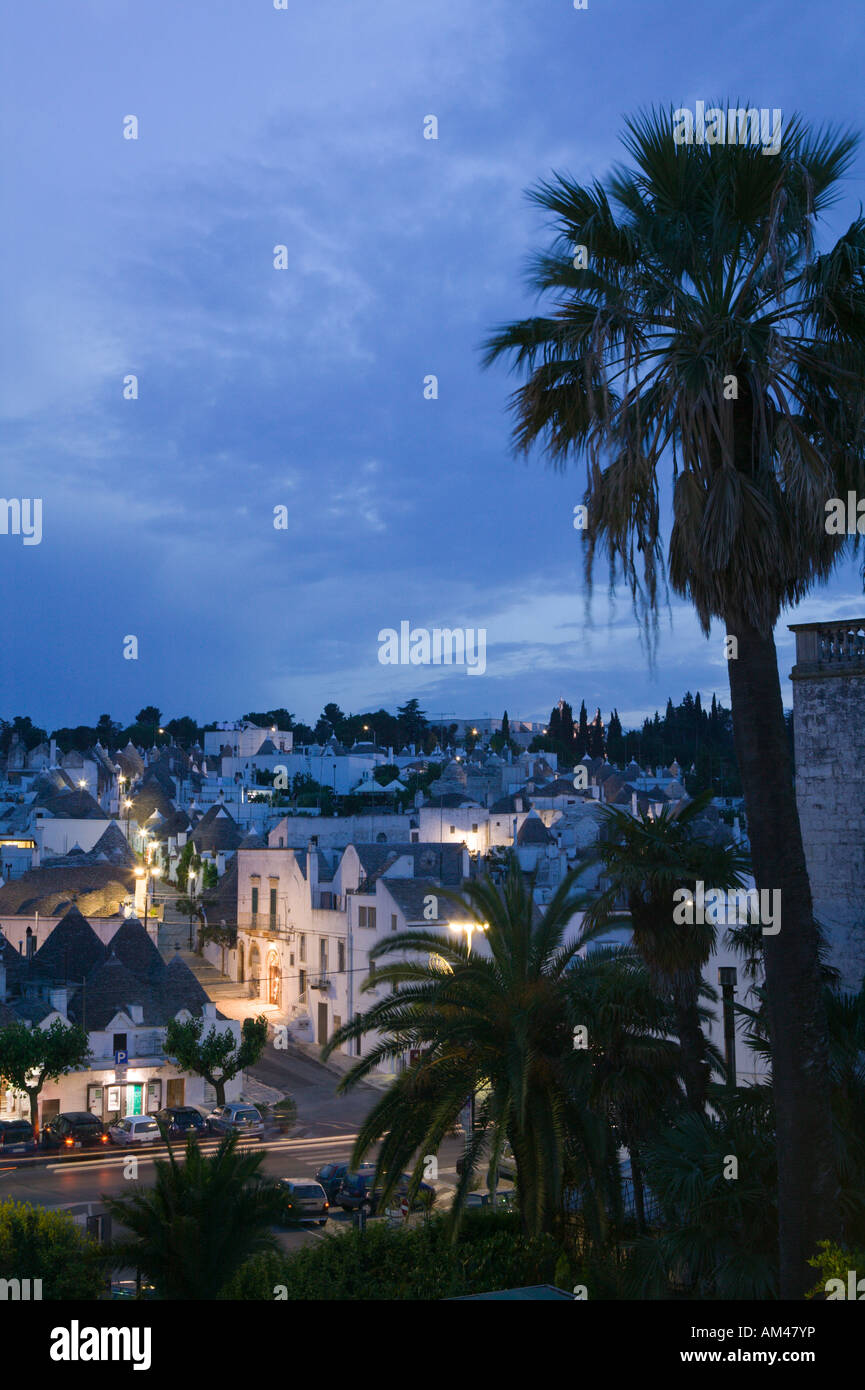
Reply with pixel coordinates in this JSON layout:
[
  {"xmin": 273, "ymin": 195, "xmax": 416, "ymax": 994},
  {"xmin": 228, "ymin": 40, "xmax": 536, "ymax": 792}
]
[{"xmin": 2, "ymin": 0, "xmax": 865, "ymax": 735}]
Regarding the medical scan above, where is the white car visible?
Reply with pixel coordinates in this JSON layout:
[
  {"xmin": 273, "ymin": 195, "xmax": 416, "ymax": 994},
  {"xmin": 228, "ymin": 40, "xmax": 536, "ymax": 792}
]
[{"xmin": 108, "ymin": 1115, "xmax": 161, "ymax": 1146}]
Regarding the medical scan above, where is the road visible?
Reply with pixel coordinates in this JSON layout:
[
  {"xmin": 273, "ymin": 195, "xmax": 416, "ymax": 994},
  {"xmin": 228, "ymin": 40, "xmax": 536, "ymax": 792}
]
[{"xmin": 0, "ymin": 1132, "xmax": 469, "ymax": 1255}]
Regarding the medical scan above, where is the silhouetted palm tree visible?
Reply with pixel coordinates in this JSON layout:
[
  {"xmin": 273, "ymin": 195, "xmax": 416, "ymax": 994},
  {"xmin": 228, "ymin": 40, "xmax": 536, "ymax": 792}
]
[
  {"xmin": 582, "ymin": 792, "xmax": 749, "ymax": 1110},
  {"xmin": 323, "ymin": 859, "xmax": 589, "ymax": 1237},
  {"xmin": 104, "ymin": 1132, "xmax": 282, "ymax": 1299},
  {"xmin": 484, "ymin": 104, "xmax": 865, "ymax": 1293}
]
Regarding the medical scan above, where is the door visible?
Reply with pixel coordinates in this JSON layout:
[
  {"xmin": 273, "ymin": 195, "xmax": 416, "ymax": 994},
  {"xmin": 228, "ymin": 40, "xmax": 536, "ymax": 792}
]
[
  {"xmin": 126, "ymin": 1083, "xmax": 143, "ymax": 1116},
  {"xmin": 166, "ymin": 1078, "xmax": 184, "ymax": 1108},
  {"xmin": 317, "ymin": 1002, "xmax": 328, "ymax": 1046},
  {"xmin": 41, "ymin": 1098, "xmax": 60, "ymax": 1126}
]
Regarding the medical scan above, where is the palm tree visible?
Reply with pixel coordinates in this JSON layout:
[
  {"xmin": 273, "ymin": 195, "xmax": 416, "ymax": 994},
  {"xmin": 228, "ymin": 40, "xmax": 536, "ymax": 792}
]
[
  {"xmin": 483, "ymin": 108, "xmax": 865, "ymax": 1291},
  {"xmin": 627, "ymin": 1089, "xmax": 779, "ymax": 1300},
  {"xmin": 322, "ymin": 858, "xmax": 589, "ymax": 1237},
  {"xmin": 736, "ymin": 971, "xmax": 865, "ymax": 1251},
  {"xmin": 567, "ymin": 944, "xmax": 684, "ymax": 1234},
  {"xmin": 581, "ymin": 791, "xmax": 749, "ymax": 1111},
  {"xmin": 104, "ymin": 1132, "xmax": 282, "ymax": 1299}
]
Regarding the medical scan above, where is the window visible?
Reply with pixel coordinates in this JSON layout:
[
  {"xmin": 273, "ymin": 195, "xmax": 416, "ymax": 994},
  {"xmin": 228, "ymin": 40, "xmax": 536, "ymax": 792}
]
[
  {"xmin": 299, "ymin": 934, "xmax": 306, "ymax": 962},
  {"xmin": 472, "ymin": 823, "xmax": 478, "ymax": 833},
  {"xmin": 368, "ymin": 959, "xmax": 375, "ymax": 980},
  {"xmin": 358, "ymin": 906, "xmax": 376, "ymax": 929},
  {"xmin": 299, "ymin": 969, "xmax": 307, "ymax": 1000},
  {"xmin": 251, "ymin": 886, "xmax": 259, "ymax": 921},
  {"xmin": 289, "ymin": 951, "xmax": 295, "ymax": 967},
  {"xmin": 450, "ymin": 825, "xmax": 455, "ymax": 834},
  {"xmin": 278, "ymin": 836, "xmax": 284, "ymax": 847},
  {"xmin": 337, "ymin": 940, "xmax": 345, "ymax": 972},
  {"xmin": 320, "ymin": 938, "xmax": 328, "ymax": 972},
  {"xmin": 269, "ymin": 887, "xmax": 278, "ymax": 925},
  {"xmin": 112, "ymin": 1033, "xmax": 127, "ymax": 1054},
  {"xmin": 391, "ymin": 914, "xmax": 397, "ymax": 932}
]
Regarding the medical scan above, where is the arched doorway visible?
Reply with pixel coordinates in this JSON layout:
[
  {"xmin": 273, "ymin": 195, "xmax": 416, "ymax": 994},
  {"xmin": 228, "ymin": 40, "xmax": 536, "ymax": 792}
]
[
  {"xmin": 248, "ymin": 943, "xmax": 261, "ymax": 999},
  {"xmin": 237, "ymin": 941, "xmax": 245, "ymax": 984},
  {"xmin": 267, "ymin": 951, "xmax": 281, "ymax": 1008}
]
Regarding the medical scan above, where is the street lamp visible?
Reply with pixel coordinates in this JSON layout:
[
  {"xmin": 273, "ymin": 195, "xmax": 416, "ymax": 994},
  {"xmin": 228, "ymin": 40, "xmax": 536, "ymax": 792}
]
[
  {"xmin": 448, "ymin": 920, "xmax": 489, "ymax": 1157},
  {"xmin": 448, "ymin": 920, "xmax": 488, "ymax": 951}
]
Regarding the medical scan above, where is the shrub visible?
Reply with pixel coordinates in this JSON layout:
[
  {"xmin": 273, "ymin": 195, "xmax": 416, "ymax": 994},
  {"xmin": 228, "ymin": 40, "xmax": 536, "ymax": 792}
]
[
  {"xmin": 222, "ymin": 1215, "xmax": 561, "ymax": 1300},
  {"xmin": 0, "ymin": 1199, "xmax": 105, "ymax": 1300}
]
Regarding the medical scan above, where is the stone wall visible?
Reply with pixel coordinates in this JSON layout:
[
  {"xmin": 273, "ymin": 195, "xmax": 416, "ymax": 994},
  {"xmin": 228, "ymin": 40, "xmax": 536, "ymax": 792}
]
[{"xmin": 792, "ymin": 668, "xmax": 865, "ymax": 992}]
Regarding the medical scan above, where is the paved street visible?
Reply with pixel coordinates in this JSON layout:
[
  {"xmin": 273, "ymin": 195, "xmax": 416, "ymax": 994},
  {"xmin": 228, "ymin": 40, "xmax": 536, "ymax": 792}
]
[
  {"xmin": 0, "ymin": 1132, "xmax": 469, "ymax": 1256},
  {"xmin": 1, "ymin": 930, "xmax": 471, "ymax": 1257}
]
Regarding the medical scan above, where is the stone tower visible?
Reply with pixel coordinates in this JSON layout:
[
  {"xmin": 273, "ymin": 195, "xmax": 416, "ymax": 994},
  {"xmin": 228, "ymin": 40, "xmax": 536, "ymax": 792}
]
[{"xmin": 789, "ymin": 618, "xmax": 865, "ymax": 992}]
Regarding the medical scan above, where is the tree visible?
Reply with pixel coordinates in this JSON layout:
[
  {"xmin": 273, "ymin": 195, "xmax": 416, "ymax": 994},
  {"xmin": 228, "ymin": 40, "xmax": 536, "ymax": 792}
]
[
  {"xmin": 627, "ymin": 1094, "xmax": 779, "ymax": 1300},
  {"xmin": 606, "ymin": 709, "xmax": 625, "ymax": 763},
  {"xmin": 314, "ymin": 702, "xmax": 345, "ymax": 743},
  {"xmin": 397, "ymin": 698, "xmax": 428, "ymax": 747},
  {"xmin": 582, "ymin": 792, "xmax": 750, "ymax": 1112},
  {"xmin": 0, "ymin": 1199, "xmax": 105, "ymax": 1299},
  {"xmin": 104, "ymin": 1132, "xmax": 282, "ymax": 1299},
  {"xmin": 95, "ymin": 713, "xmax": 121, "ymax": 744},
  {"xmin": 322, "ymin": 857, "xmax": 592, "ymax": 1238},
  {"xmin": 587, "ymin": 707, "xmax": 605, "ymax": 759},
  {"xmin": 576, "ymin": 701, "xmax": 589, "ymax": 757},
  {"xmin": 0, "ymin": 716, "xmax": 48, "ymax": 755},
  {"xmin": 163, "ymin": 715, "xmax": 199, "ymax": 746},
  {"xmin": 483, "ymin": 106, "xmax": 865, "ymax": 1292},
  {"xmin": 163, "ymin": 1016, "xmax": 268, "ymax": 1107},
  {"xmin": 0, "ymin": 1020, "xmax": 91, "ymax": 1135},
  {"xmin": 175, "ymin": 841, "xmax": 200, "ymax": 893},
  {"xmin": 568, "ymin": 946, "xmax": 682, "ymax": 1235}
]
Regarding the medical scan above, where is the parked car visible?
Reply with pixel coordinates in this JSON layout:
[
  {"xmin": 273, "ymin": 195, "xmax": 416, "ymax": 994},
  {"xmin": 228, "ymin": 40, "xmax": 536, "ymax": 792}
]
[
  {"xmin": 154, "ymin": 1106, "xmax": 208, "ymax": 1140},
  {"xmin": 41, "ymin": 1112, "xmax": 109, "ymax": 1151},
  {"xmin": 108, "ymin": 1115, "xmax": 161, "ymax": 1147},
  {"xmin": 277, "ymin": 1178, "xmax": 329, "ymax": 1226},
  {"xmin": 313, "ymin": 1160, "xmax": 375, "ymax": 1204},
  {"xmin": 337, "ymin": 1170, "xmax": 436, "ymax": 1215},
  {"xmin": 464, "ymin": 1189, "xmax": 516, "ymax": 1211},
  {"xmin": 206, "ymin": 1104, "xmax": 264, "ymax": 1139},
  {"xmin": 0, "ymin": 1119, "xmax": 37, "ymax": 1155}
]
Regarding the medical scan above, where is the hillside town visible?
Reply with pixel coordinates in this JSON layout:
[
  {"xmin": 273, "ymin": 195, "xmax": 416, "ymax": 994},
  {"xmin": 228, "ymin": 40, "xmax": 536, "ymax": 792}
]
[{"xmin": 5, "ymin": 1, "xmax": 865, "ymax": 1350}]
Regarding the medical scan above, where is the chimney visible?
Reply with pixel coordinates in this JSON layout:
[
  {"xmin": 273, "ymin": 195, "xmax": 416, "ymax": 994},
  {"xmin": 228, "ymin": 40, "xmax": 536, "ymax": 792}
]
[
  {"xmin": 631, "ymin": 792, "xmax": 638, "ymax": 815},
  {"xmin": 216, "ymin": 851, "xmax": 226, "ymax": 876},
  {"xmin": 129, "ymin": 1003, "xmax": 143, "ymax": 1024},
  {"xmin": 307, "ymin": 840, "xmax": 320, "ymax": 893},
  {"xmin": 50, "ymin": 987, "xmax": 69, "ymax": 1017},
  {"xmin": 49, "ymin": 737, "xmax": 57, "ymax": 766}
]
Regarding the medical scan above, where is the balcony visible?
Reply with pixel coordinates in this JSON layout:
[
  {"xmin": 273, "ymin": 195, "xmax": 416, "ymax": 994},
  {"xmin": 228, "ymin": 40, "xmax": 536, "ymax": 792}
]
[
  {"xmin": 308, "ymin": 974, "xmax": 329, "ymax": 991},
  {"xmin": 790, "ymin": 619, "xmax": 865, "ymax": 677},
  {"xmin": 237, "ymin": 911, "xmax": 287, "ymax": 936}
]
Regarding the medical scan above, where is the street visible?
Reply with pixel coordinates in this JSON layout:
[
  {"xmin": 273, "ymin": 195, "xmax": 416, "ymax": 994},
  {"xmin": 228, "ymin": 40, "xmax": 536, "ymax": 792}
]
[{"xmin": 0, "ymin": 1130, "xmax": 469, "ymax": 1256}]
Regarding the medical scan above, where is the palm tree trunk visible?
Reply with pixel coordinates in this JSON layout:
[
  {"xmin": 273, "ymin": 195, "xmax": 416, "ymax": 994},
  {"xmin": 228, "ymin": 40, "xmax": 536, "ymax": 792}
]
[
  {"xmin": 672, "ymin": 991, "xmax": 711, "ymax": 1112},
  {"xmin": 629, "ymin": 1146, "xmax": 647, "ymax": 1233},
  {"xmin": 727, "ymin": 619, "xmax": 839, "ymax": 1296}
]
